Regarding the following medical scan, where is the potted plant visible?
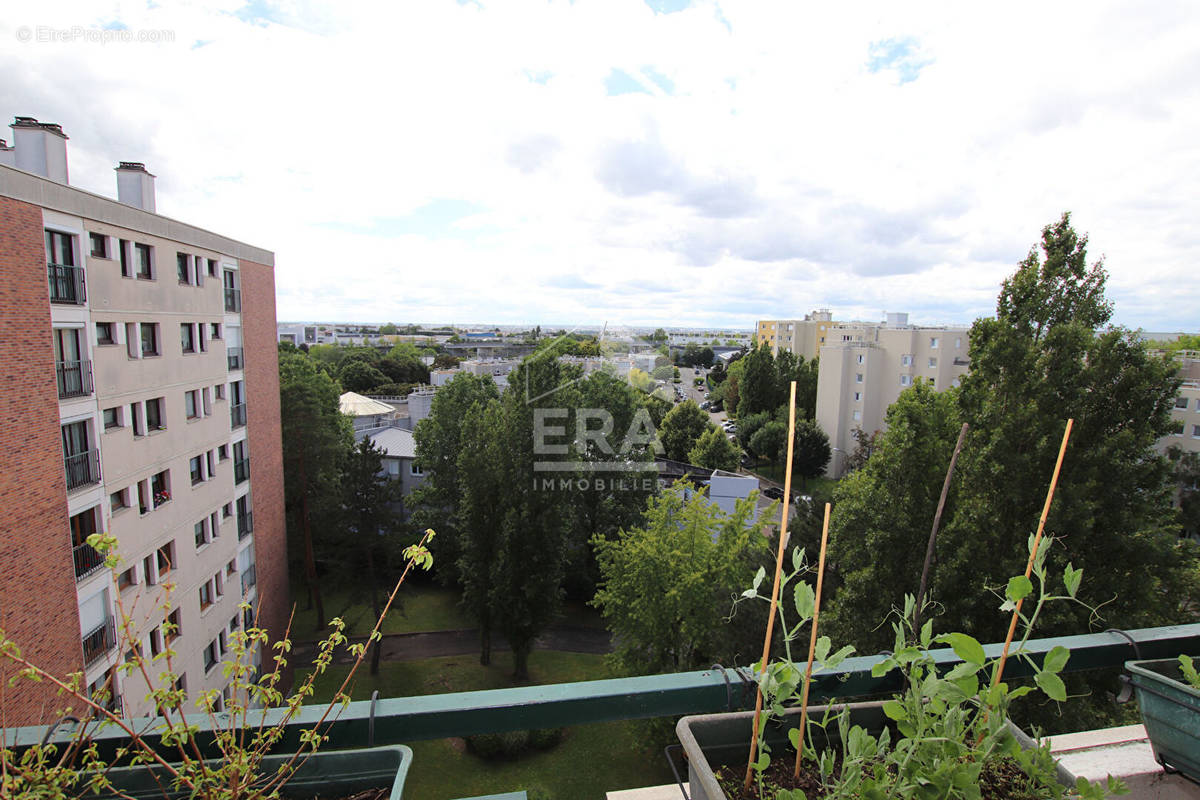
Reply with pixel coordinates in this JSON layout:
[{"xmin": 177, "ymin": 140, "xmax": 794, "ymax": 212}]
[
  {"xmin": 1125, "ymin": 654, "xmax": 1200, "ymax": 781},
  {"xmin": 0, "ymin": 529, "xmax": 436, "ymax": 799},
  {"xmin": 676, "ymin": 540, "xmax": 1124, "ymax": 800}
]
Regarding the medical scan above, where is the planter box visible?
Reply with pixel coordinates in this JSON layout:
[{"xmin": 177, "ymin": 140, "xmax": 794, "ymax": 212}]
[
  {"xmin": 98, "ymin": 745, "xmax": 413, "ymax": 800},
  {"xmin": 676, "ymin": 702, "xmax": 1074, "ymax": 800},
  {"xmin": 1127, "ymin": 658, "xmax": 1200, "ymax": 781}
]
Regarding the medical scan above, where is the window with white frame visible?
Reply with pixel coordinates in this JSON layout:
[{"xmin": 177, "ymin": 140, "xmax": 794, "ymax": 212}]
[
  {"xmin": 928, "ymin": 357, "xmax": 937, "ymax": 368},
  {"xmin": 930, "ymin": 337, "xmax": 939, "ymax": 349},
  {"xmin": 855, "ymin": 373, "xmax": 863, "ymax": 384},
  {"xmin": 901, "ymin": 354, "xmax": 913, "ymax": 366},
  {"xmin": 900, "ymin": 375, "xmax": 913, "ymax": 386}
]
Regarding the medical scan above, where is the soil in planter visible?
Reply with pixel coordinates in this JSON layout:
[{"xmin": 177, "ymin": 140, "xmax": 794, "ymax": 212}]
[{"xmin": 714, "ymin": 755, "xmax": 1049, "ymax": 800}]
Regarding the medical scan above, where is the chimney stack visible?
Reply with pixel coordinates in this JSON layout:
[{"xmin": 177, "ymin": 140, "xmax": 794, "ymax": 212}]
[
  {"xmin": 0, "ymin": 138, "xmax": 13, "ymax": 167},
  {"xmin": 10, "ymin": 116, "xmax": 69, "ymax": 183},
  {"xmin": 115, "ymin": 161, "xmax": 156, "ymax": 213}
]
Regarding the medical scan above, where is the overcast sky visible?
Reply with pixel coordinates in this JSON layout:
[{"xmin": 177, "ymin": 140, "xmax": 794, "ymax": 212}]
[{"xmin": 4, "ymin": 1, "xmax": 1199, "ymax": 331}]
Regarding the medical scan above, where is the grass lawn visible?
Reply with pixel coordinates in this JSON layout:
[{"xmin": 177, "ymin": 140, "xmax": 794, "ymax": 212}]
[
  {"xmin": 289, "ymin": 583, "xmax": 474, "ymax": 640},
  {"xmin": 296, "ymin": 651, "xmax": 673, "ymax": 799},
  {"xmin": 751, "ymin": 461, "xmax": 838, "ymax": 496}
]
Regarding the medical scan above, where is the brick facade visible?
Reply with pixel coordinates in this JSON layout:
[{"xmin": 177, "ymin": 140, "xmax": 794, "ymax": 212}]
[
  {"xmin": 0, "ymin": 196, "xmax": 85, "ymax": 723},
  {"xmin": 239, "ymin": 259, "xmax": 290, "ymax": 651}
]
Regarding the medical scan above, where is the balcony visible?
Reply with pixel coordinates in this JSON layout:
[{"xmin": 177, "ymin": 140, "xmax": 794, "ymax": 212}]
[
  {"xmin": 237, "ymin": 511, "xmax": 253, "ymax": 539},
  {"xmin": 6, "ymin": 624, "xmax": 1199, "ymax": 800},
  {"xmin": 227, "ymin": 346, "xmax": 244, "ymax": 371},
  {"xmin": 234, "ymin": 457, "xmax": 250, "ymax": 485},
  {"xmin": 81, "ymin": 617, "xmax": 115, "ymax": 667},
  {"xmin": 64, "ymin": 449, "xmax": 101, "ymax": 491},
  {"xmin": 230, "ymin": 402, "xmax": 247, "ymax": 429},
  {"xmin": 56, "ymin": 359, "xmax": 93, "ymax": 399},
  {"xmin": 224, "ymin": 287, "xmax": 241, "ymax": 313},
  {"xmin": 72, "ymin": 541, "xmax": 105, "ymax": 581},
  {"xmin": 241, "ymin": 563, "xmax": 257, "ymax": 595},
  {"xmin": 47, "ymin": 262, "xmax": 86, "ymax": 305}
]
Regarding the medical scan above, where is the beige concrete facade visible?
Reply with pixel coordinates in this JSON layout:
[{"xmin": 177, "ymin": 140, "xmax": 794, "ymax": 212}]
[
  {"xmin": 1, "ymin": 135, "xmax": 279, "ymax": 722},
  {"xmin": 816, "ymin": 320, "xmax": 971, "ymax": 477},
  {"xmin": 1163, "ymin": 351, "xmax": 1200, "ymax": 457},
  {"xmin": 756, "ymin": 310, "xmax": 836, "ymax": 361}
]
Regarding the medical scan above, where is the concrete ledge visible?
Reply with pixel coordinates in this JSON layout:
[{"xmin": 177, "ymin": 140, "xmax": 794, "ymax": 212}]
[
  {"xmin": 1047, "ymin": 724, "xmax": 1200, "ymax": 799},
  {"xmin": 607, "ymin": 783, "xmax": 686, "ymax": 800}
]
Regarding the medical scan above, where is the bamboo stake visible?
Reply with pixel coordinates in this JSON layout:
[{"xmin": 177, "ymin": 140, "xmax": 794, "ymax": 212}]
[
  {"xmin": 913, "ymin": 422, "xmax": 969, "ymax": 633},
  {"xmin": 743, "ymin": 381, "xmax": 799, "ymax": 793},
  {"xmin": 793, "ymin": 501, "xmax": 832, "ymax": 778},
  {"xmin": 990, "ymin": 418, "xmax": 1074, "ymax": 691}
]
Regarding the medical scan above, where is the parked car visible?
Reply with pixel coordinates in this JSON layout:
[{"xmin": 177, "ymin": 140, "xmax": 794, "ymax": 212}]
[{"xmin": 762, "ymin": 486, "xmax": 784, "ymax": 500}]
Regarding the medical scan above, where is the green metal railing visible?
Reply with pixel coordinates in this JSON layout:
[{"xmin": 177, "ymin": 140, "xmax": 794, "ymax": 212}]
[{"xmin": 7, "ymin": 623, "xmax": 1200, "ymax": 760}]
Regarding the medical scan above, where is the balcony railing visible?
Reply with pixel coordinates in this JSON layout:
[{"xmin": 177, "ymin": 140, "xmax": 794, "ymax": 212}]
[
  {"xmin": 237, "ymin": 511, "xmax": 254, "ymax": 539},
  {"xmin": 241, "ymin": 564, "xmax": 257, "ymax": 595},
  {"xmin": 227, "ymin": 346, "xmax": 244, "ymax": 371},
  {"xmin": 230, "ymin": 403, "xmax": 247, "ymax": 429},
  {"xmin": 48, "ymin": 263, "xmax": 86, "ymax": 305},
  {"xmin": 234, "ymin": 457, "xmax": 250, "ymax": 485},
  {"xmin": 56, "ymin": 359, "xmax": 93, "ymax": 399},
  {"xmin": 224, "ymin": 287, "xmax": 241, "ymax": 313},
  {"xmin": 81, "ymin": 617, "xmax": 116, "ymax": 667},
  {"xmin": 73, "ymin": 541, "xmax": 105, "ymax": 581},
  {"xmin": 10, "ymin": 623, "xmax": 1199, "ymax": 762},
  {"xmin": 64, "ymin": 449, "xmax": 101, "ymax": 491}
]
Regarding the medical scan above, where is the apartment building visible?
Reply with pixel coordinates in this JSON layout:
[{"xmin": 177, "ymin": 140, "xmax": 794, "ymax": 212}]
[
  {"xmin": 756, "ymin": 310, "xmax": 837, "ymax": 360},
  {"xmin": 816, "ymin": 313, "xmax": 971, "ymax": 477},
  {"xmin": 0, "ymin": 117, "xmax": 287, "ymax": 724},
  {"xmin": 1163, "ymin": 351, "xmax": 1200, "ymax": 457}
]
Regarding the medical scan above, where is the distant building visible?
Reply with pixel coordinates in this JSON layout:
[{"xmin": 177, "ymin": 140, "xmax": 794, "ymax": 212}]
[
  {"xmin": 816, "ymin": 313, "xmax": 970, "ymax": 477},
  {"xmin": 1163, "ymin": 351, "xmax": 1200, "ymax": 457},
  {"xmin": 368, "ymin": 426, "xmax": 425, "ymax": 518},
  {"xmin": 339, "ymin": 392, "xmax": 397, "ymax": 436},
  {"xmin": 756, "ymin": 310, "xmax": 837, "ymax": 360}
]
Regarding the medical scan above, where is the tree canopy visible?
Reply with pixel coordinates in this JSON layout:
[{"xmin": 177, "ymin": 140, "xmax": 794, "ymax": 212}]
[{"xmin": 658, "ymin": 400, "xmax": 713, "ymax": 462}]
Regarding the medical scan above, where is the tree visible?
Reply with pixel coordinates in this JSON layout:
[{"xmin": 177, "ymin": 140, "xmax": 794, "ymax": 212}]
[
  {"xmin": 592, "ymin": 484, "xmax": 771, "ymax": 675},
  {"xmin": 432, "ymin": 352, "xmax": 460, "ymax": 370},
  {"xmin": 737, "ymin": 343, "xmax": 779, "ymax": 419},
  {"xmin": 843, "ymin": 427, "xmax": 880, "ymax": 473},
  {"xmin": 826, "ymin": 213, "xmax": 1200, "ymax": 658},
  {"xmin": 378, "ymin": 323, "xmax": 398, "ymax": 335},
  {"xmin": 790, "ymin": 419, "xmax": 831, "ymax": 488},
  {"xmin": 736, "ymin": 411, "xmax": 772, "ymax": 458},
  {"xmin": 412, "ymin": 373, "xmax": 500, "ymax": 585},
  {"xmin": 658, "ymin": 400, "xmax": 713, "ymax": 462},
  {"xmin": 379, "ymin": 355, "xmax": 429, "ymax": 385},
  {"xmin": 649, "ymin": 328, "xmax": 668, "ymax": 344},
  {"xmin": 279, "ymin": 352, "xmax": 353, "ymax": 629},
  {"xmin": 1167, "ymin": 446, "xmax": 1200, "ymax": 540},
  {"xmin": 338, "ymin": 361, "xmax": 389, "ymax": 394},
  {"xmin": 689, "ymin": 427, "xmax": 741, "ymax": 472},
  {"xmin": 338, "ymin": 437, "xmax": 401, "ymax": 674}
]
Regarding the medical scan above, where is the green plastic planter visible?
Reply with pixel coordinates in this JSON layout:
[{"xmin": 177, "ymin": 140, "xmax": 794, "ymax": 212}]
[
  {"xmin": 1127, "ymin": 658, "xmax": 1200, "ymax": 781},
  {"xmin": 676, "ymin": 702, "xmax": 1073, "ymax": 800},
  {"xmin": 97, "ymin": 745, "xmax": 412, "ymax": 799}
]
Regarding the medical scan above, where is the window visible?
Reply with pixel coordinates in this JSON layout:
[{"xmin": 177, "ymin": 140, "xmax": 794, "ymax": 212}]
[
  {"xmin": 181, "ymin": 323, "xmax": 196, "ymax": 354},
  {"xmin": 119, "ymin": 239, "xmax": 131, "ymax": 277},
  {"xmin": 117, "ymin": 566, "xmax": 136, "ymax": 591},
  {"xmin": 203, "ymin": 640, "xmax": 218, "ymax": 672},
  {"xmin": 143, "ymin": 554, "xmax": 156, "ymax": 585},
  {"xmin": 199, "ymin": 581, "xmax": 213, "ymax": 610},
  {"xmin": 206, "ymin": 450, "xmax": 216, "ymax": 478},
  {"xmin": 151, "ymin": 470, "xmax": 170, "ymax": 506},
  {"xmin": 227, "ymin": 559, "xmax": 237, "ymax": 577},
  {"xmin": 146, "ymin": 397, "xmax": 165, "ymax": 431},
  {"xmin": 215, "ymin": 571, "xmax": 224, "ymax": 598},
  {"xmin": 202, "ymin": 387, "xmax": 212, "ymax": 416},
  {"xmin": 854, "ymin": 392, "xmax": 862, "ymax": 402},
  {"xmin": 135, "ymin": 243, "xmax": 153, "ymax": 279},
  {"xmin": 210, "ymin": 322, "xmax": 222, "ymax": 340},
  {"xmin": 140, "ymin": 323, "xmax": 159, "ymax": 356},
  {"xmin": 900, "ymin": 375, "xmax": 913, "ymax": 387},
  {"xmin": 96, "ymin": 322, "xmax": 115, "ymax": 345},
  {"xmin": 156, "ymin": 541, "xmax": 175, "ymax": 575},
  {"xmin": 185, "ymin": 390, "xmax": 199, "ymax": 420},
  {"xmin": 955, "ymin": 337, "xmax": 962, "ymax": 349},
  {"xmin": 103, "ymin": 407, "xmax": 122, "ymax": 430},
  {"xmin": 166, "ymin": 608, "xmax": 181, "ymax": 643},
  {"xmin": 218, "ymin": 444, "xmax": 229, "ymax": 461},
  {"xmin": 110, "ymin": 488, "xmax": 129, "ymax": 512},
  {"xmin": 195, "ymin": 518, "xmax": 210, "ymax": 548},
  {"xmin": 207, "ymin": 258, "xmax": 218, "ymax": 278},
  {"xmin": 928, "ymin": 357, "xmax": 938, "ymax": 368},
  {"xmin": 149, "ymin": 628, "xmax": 163, "ymax": 657},
  {"xmin": 901, "ymin": 354, "xmax": 914, "ymax": 366},
  {"xmin": 89, "ymin": 232, "xmax": 108, "ymax": 258},
  {"xmin": 856, "ymin": 354, "xmax": 864, "ymax": 364},
  {"xmin": 853, "ymin": 410, "xmax": 861, "ymax": 421},
  {"xmin": 930, "ymin": 337, "xmax": 939, "ymax": 349},
  {"xmin": 130, "ymin": 402, "xmax": 145, "ymax": 437},
  {"xmin": 1193, "ymin": 425, "xmax": 1200, "ymax": 438},
  {"xmin": 410, "ymin": 462, "xmax": 423, "ymax": 476},
  {"xmin": 1178, "ymin": 397, "xmax": 1190, "ymax": 409},
  {"xmin": 215, "ymin": 383, "xmax": 226, "ymax": 400},
  {"xmin": 199, "ymin": 324, "xmax": 208, "ymax": 353},
  {"xmin": 46, "ymin": 229, "xmax": 74, "ymax": 265},
  {"xmin": 1170, "ymin": 420, "xmax": 1185, "ymax": 435},
  {"xmin": 223, "ymin": 502, "xmax": 233, "ymax": 518},
  {"xmin": 125, "ymin": 323, "xmax": 138, "ymax": 359},
  {"xmin": 190, "ymin": 456, "xmax": 204, "ymax": 485},
  {"xmin": 855, "ymin": 373, "xmax": 863, "ymax": 384},
  {"xmin": 177, "ymin": 253, "xmax": 191, "ymax": 284}
]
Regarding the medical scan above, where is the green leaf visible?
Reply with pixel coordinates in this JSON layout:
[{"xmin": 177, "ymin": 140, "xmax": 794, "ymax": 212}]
[
  {"xmin": 1180, "ymin": 655, "xmax": 1200, "ymax": 689},
  {"xmin": 792, "ymin": 547, "xmax": 805, "ymax": 572},
  {"xmin": 920, "ymin": 618, "xmax": 933, "ymax": 648},
  {"xmin": 755, "ymin": 751, "xmax": 770, "ymax": 772},
  {"xmin": 1043, "ymin": 645, "xmax": 1070, "ymax": 674},
  {"xmin": 882, "ymin": 699, "xmax": 907, "ymax": 722},
  {"xmin": 1035, "ymin": 670, "xmax": 1067, "ymax": 701},
  {"xmin": 945, "ymin": 661, "xmax": 981, "ymax": 680},
  {"xmin": 1006, "ymin": 575, "xmax": 1034, "ymax": 603},
  {"xmin": 938, "ymin": 632, "xmax": 986, "ymax": 666},
  {"xmin": 1063, "ymin": 563, "xmax": 1082, "ymax": 598},
  {"xmin": 814, "ymin": 636, "xmax": 831, "ymax": 663},
  {"xmin": 753, "ymin": 566, "xmax": 766, "ymax": 591},
  {"xmin": 794, "ymin": 581, "xmax": 816, "ymax": 620},
  {"xmin": 788, "ymin": 727, "xmax": 801, "ymax": 749}
]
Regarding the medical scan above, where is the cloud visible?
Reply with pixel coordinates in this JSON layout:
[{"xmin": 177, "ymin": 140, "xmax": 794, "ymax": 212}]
[{"xmin": 866, "ymin": 36, "xmax": 933, "ymax": 84}]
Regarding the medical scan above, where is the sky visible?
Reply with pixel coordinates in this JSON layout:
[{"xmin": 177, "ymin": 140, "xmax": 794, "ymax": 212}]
[{"xmin": 3, "ymin": 1, "xmax": 1199, "ymax": 331}]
